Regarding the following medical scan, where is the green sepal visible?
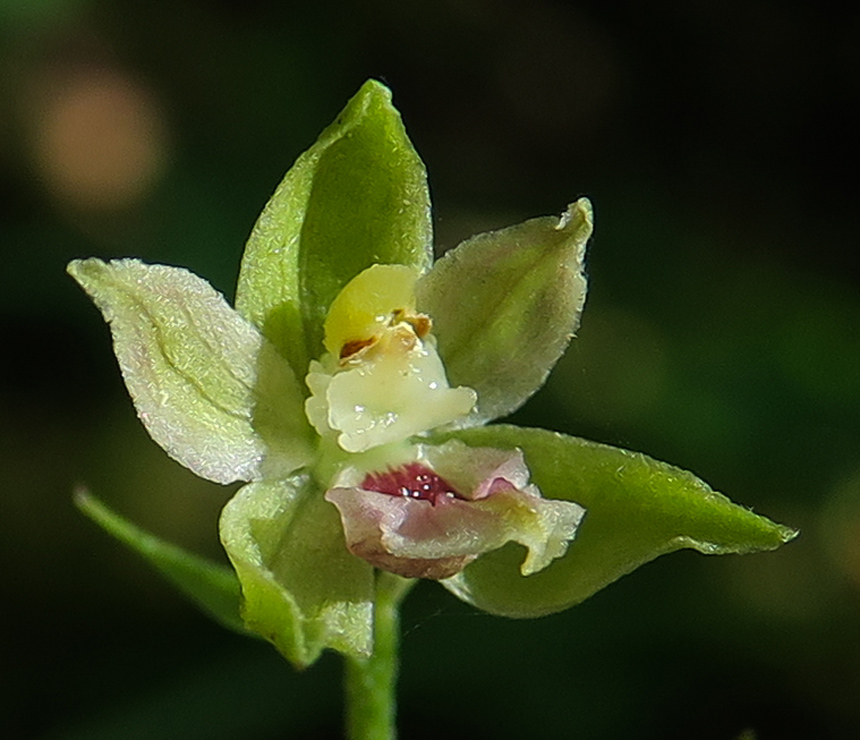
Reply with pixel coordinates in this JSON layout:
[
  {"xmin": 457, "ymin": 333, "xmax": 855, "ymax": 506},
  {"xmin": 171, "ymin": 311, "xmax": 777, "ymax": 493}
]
[
  {"xmin": 67, "ymin": 258, "xmax": 314, "ymax": 485},
  {"xmin": 74, "ymin": 489, "xmax": 249, "ymax": 635},
  {"xmin": 235, "ymin": 79, "xmax": 433, "ymax": 376},
  {"xmin": 219, "ymin": 474, "xmax": 375, "ymax": 669},
  {"xmin": 432, "ymin": 425, "xmax": 797, "ymax": 618},
  {"xmin": 416, "ymin": 199, "xmax": 591, "ymax": 426}
]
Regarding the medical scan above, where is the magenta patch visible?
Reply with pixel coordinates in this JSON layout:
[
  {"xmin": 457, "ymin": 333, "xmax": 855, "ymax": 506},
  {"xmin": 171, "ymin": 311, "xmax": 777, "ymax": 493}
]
[{"xmin": 362, "ymin": 463, "xmax": 463, "ymax": 505}]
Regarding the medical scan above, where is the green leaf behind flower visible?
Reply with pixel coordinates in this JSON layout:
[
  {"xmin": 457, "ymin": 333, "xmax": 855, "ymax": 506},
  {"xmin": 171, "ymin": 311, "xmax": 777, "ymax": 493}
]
[
  {"xmin": 417, "ymin": 200, "xmax": 591, "ymax": 426},
  {"xmin": 235, "ymin": 79, "xmax": 433, "ymax": 377},
  {"xmin": 436, "ymin": 425, "xmax": 797, "ymax": 618},
  {"xmin": 75, "ymin": 489, "xmax": 249, "ymax": 635}
]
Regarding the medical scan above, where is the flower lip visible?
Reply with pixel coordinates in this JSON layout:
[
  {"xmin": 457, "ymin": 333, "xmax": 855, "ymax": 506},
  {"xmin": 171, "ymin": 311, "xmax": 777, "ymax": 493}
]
[
  {"xmin": 325, "ymin": 440, "xmax": 586, "ymax": 580},
  {"xmin": 362, "ymin": 463, "xmax": 464, "ymax": 506}
]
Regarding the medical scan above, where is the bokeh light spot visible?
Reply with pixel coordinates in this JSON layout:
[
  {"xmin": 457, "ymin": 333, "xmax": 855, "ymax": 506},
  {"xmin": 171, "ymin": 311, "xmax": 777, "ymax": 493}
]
[{"xmin": 26, "ymin": 64, "xmax": 169, "ymax": 210}]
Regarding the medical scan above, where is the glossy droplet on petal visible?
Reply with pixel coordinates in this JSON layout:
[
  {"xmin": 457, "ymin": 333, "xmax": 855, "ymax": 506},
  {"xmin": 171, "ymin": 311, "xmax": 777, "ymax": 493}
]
[
  {"xmin": 319, "ymin": 343, "xmax": 476, "ymax": 452},
  {"xmin": 362, "ymin": 463, "xmax": 463, "ymax": 505}
]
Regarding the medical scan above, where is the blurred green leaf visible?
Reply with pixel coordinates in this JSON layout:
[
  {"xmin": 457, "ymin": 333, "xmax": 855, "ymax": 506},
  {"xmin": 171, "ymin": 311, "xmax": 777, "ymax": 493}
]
[
  {"xmin": 235, "ymin": 79, "xmax": 433, "ymax": 377},
  {"xmin": 75, "ymin": 489, "xmax": 249, "ymax": 635},
  {"xmin": 435, "ymin": 425, "xmax": 797, "ymax": 618}
]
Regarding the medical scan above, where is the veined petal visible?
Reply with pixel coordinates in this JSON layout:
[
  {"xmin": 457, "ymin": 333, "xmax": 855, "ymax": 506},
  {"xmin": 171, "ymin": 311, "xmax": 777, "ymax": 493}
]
[
  {"xmin": 416, "ymin": 200, "xmax": 591, "ymax": 426},
  {"xmin": 68, "ymin": 258, "xmax": 314, "ymax": 484},
  {"xmin": 325, "ymin": 440, "xmax": 584, "ymax": 579},
  {"xmin": 220, "ymin": 475, "xmax": 375, "ymax": 668}
]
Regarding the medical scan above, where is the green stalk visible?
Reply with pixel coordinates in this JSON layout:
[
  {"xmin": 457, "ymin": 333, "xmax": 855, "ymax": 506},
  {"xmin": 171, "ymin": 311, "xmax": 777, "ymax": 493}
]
[{"xmin": 344, "ymin": 573, "xmax": 415, "ymax": 740}]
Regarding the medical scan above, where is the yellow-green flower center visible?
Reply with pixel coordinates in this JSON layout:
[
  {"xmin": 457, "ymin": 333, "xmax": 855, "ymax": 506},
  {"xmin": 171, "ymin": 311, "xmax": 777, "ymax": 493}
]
[{"xmin": 305, "ymin": 264, "xmax": 476, "ymax": 453}]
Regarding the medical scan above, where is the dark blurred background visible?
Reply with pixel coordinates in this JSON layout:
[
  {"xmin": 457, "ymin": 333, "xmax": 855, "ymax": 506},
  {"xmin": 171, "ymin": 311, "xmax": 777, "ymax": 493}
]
[{"xmin": 2, "ymin": 1, "xmax": 859, "ymax": 738}]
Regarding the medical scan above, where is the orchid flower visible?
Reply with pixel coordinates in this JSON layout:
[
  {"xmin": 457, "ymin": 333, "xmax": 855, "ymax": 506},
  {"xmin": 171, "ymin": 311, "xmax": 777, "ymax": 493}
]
[{"xmin": 68, "ymin": 80, "xmax": 796, "ymax": 681}]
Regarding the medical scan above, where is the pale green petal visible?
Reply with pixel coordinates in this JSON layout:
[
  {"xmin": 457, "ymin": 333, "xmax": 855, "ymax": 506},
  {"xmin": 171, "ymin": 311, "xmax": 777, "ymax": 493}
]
[
  {"xmin": 68, "ymin": 258, "xmax": 314, "ymax": 484},
  {"xmin": 220, "ymin": 476, "xmax": 375, "ymax": 668},
  {"xmin": 434, "ymin": 425, "xmax": 797, "ymax": 618},
  {"xmin": 416, "ymin": 200, "xmax": 591, "ymax": 426},
  {"xmin": 235, "ymin": 79, "xmax": 433, "ymax": 376}
]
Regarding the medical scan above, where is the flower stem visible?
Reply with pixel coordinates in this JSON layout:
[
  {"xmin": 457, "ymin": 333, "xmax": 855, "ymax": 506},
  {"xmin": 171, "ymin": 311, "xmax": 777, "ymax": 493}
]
[{"xmin": 344, "ymin": 573, "xmax": 414, "ymax": 740}]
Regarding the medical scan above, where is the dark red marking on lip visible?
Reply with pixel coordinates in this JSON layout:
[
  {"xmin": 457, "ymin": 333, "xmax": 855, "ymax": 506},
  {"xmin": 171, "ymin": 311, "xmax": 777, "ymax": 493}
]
[{"xmin": 362, "ymin": 463, "xmax": 463, "ymax": 506}]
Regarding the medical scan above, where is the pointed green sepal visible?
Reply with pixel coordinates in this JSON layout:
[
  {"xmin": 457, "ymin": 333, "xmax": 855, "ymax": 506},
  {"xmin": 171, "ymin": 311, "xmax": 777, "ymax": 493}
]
[
  {"xmin": 416, "ymin": 199, "xmax": 591, "ymax": 426},
  {"xmin": 74, "ymin": 489, "xmax": 249, "ymax": 635},
  {"xmin": 235, "ymin": 79, "xmax": 433, "ymax": 375},
  {"xmin": 219, "ymin": 475, "xmax": 375, "ymax": 669},
  {"xmin": 432, "ymin": 425, "xmax": 797, "ymax": 617},
  {"xmin": 68, "ymin": 258, "xmax": 314, "ymax": 484}
]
